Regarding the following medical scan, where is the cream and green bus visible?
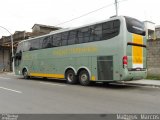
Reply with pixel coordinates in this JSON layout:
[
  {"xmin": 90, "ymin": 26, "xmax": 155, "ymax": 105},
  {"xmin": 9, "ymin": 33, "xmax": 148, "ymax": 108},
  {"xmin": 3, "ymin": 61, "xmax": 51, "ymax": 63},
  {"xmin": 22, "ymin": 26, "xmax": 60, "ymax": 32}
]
[{"xmin": 14, "ymin": 16, "xmax": 147, "ymax": 86}]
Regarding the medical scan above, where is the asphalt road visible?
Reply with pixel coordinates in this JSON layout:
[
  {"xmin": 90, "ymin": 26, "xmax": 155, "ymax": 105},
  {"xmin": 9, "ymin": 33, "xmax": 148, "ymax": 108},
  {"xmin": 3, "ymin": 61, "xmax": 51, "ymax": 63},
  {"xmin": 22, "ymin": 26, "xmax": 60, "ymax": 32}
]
[{"xmin": 0, "ymin": 73, "xmax": 160, "ymax": 113}]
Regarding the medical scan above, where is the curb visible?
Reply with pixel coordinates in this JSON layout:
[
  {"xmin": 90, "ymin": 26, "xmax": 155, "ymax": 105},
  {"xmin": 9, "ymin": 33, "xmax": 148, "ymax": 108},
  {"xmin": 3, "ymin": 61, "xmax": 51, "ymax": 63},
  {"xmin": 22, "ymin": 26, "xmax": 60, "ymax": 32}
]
[
  {"xmin": 0, "ymin": 72, "xmax": 14, "ymax": 74},
  {"xmin": 118, "ymin": 82, "xmax": 160, "ymax": 88}
]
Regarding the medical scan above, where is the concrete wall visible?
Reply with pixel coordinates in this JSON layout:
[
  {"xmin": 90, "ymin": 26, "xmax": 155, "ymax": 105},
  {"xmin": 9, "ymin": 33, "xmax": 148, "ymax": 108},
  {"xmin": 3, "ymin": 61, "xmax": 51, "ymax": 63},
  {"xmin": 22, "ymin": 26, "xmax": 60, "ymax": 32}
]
[
  {"xmin": 156, "ymin": 27, "xmax": 160, "ymax": 39},
  {"xmin": 147, "ymin": 39, "xmax": 160, "ymax": 77},
  {"xmin": 0, "ymin": 47, "xmax": 11, "ymax": 71}
]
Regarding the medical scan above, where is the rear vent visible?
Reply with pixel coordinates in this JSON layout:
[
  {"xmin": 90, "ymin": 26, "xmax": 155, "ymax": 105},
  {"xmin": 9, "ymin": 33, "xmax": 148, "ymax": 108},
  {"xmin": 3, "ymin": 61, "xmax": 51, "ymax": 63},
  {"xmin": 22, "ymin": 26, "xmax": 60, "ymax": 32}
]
[{"xmin": 97, "ymin": 56, "xmax": 113, "ymax": 80}]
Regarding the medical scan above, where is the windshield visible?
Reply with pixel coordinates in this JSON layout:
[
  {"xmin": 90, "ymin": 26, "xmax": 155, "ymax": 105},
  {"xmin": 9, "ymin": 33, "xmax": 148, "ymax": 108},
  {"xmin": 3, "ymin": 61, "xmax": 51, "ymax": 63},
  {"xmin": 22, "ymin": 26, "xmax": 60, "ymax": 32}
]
[{"xmin": 125, "ymin": 16, "xmax": 145, "ymax": 36}]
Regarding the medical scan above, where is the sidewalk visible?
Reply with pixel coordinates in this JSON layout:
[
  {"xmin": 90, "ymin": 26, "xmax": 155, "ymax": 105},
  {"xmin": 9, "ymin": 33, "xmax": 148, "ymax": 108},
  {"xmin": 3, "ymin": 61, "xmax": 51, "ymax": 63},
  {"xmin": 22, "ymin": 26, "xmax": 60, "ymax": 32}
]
[
  {"xmin": 123, "ymin": 79, "xmax": 160, "ymax": 87},
  {"xmin": 0, "ymin": 72, "xmax": 15, "ymax": 75},
  {"xmin": 0, "ymin": 72, "xmax": 19, "ymax": 78}
]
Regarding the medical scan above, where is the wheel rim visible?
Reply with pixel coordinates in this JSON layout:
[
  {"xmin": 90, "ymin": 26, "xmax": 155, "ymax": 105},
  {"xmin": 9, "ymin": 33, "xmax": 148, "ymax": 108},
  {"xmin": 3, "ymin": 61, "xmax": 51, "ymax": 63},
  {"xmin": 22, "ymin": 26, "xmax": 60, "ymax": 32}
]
[
  {"xmin": 81, "ymin": 74, "xmax": 88, "ymax": 82},
  {"xmin": 24, "ymin": 71, "xmax": 28, "ymax": 78},
  {"xmin": 67, "ymin": 73, "xmax": 74, "ymax": 82}
]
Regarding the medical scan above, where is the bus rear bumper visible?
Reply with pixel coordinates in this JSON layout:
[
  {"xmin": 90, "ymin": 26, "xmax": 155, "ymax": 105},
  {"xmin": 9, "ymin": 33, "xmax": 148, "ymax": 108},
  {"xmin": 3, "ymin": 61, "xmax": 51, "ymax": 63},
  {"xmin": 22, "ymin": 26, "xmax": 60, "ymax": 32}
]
[{"xmin": 122, "ymin": 69, "xmax": 147, "ymax": 81}]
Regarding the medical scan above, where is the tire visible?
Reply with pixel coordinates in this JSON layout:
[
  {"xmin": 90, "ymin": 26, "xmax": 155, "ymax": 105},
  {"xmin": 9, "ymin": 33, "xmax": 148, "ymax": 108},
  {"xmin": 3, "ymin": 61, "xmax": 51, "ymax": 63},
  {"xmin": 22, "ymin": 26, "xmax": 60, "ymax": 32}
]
[
  {"xmin": 78, "ymin": 70, "xmax": 90, "ymax": 86},
  {"xmin": 103, "ymin": 82, "xmax": 110, "ymax": 86},
  {"xmin": 65, "ymin": 69, "xmax": 77, "ymax": 84},
  {"xmin": 23, "ymin": 69, "xmax": 30, "ymax": 79},
  {"xmin": 43, "ymin": 77, "xmax": 48, "ymax": 80}
]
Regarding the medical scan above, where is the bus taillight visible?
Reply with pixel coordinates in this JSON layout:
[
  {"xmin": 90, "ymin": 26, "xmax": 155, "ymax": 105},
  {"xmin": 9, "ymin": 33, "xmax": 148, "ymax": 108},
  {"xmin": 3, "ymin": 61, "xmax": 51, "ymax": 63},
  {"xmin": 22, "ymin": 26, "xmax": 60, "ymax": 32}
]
[{"xmin": 123, "ymin": 56, "xmax": 128, "ymax": 68}]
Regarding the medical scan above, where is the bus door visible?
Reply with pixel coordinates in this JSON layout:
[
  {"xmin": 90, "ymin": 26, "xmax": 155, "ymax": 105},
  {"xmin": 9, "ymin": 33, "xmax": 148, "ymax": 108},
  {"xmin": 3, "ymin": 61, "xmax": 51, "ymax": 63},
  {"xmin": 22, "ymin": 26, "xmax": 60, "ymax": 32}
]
[
  {"xmin": 15, "ymin": 51, "xmax": 22, "ymax": 67},
  {"xmin": 15, "ymin": 42, "xmax": 23, "ymax": 69}
]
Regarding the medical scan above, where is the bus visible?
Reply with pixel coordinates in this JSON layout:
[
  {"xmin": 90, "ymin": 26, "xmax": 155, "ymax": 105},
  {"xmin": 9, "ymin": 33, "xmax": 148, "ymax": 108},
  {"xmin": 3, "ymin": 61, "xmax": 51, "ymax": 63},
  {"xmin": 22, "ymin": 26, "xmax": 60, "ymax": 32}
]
[{"xmin": 14, "ymin": 16, "xmax": 147, "ymax": 86}]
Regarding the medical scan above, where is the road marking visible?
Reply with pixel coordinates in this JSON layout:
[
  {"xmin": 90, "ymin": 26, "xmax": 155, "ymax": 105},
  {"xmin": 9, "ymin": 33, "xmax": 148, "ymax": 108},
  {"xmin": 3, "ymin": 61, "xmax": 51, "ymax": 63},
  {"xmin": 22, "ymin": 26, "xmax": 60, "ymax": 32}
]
[
  {"xmin": 0, "ymin": 86, "xmax": 22, "ymax": 93},
  {"xmin": 40, "ymin": 82, "xmax": 67, "ymax": 87},
  {"xmin": 0, "ymin": 77, "xmax": 11, "ymax": 80}
]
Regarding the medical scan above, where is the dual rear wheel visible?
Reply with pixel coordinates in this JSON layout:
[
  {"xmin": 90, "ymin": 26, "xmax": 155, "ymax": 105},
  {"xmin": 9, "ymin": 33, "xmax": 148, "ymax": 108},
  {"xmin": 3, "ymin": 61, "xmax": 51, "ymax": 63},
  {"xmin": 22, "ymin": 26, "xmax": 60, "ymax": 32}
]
[
  {"xmin": 65, "ymin": 70, "xmax": 77, "ymax": 84},
  {"xmin": 65, "ymin": 69, "xmax": 91, "ymax": 86},
  {"xmin": 22, "ymin": 68, "xmax": 91, "ymax": 86}
]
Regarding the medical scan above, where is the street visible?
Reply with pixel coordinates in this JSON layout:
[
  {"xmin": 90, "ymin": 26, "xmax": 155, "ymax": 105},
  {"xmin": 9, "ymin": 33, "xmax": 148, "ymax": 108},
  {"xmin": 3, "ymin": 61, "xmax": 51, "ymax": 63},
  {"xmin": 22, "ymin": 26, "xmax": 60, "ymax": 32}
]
[{"xmin": 0, "ymin": 73, "xmax": 160, "ymax": 113}]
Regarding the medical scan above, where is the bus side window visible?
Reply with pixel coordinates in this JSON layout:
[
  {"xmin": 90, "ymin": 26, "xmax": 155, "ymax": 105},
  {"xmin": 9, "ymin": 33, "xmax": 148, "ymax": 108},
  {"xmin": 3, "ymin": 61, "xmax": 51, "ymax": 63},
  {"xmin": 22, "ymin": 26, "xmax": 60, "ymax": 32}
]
[
  {"xmin": 68, "ymin": 30, "xmax": 77, "ymax": 45},
  {"xmin": 39, "ymin": 37, "xmax": 44, "ymax": 49},
  {"xmin": 42, "ymin": 36, "xmax": 53, "ymax": 48},
  {"xmin": 83, "ymin": 27, "xmax": 90, "ymax": 43},
  {"xmin": 61, "ymin": 32, "xmax": 68, "ymax": 46},
  {"xmin": 102, "ymin": 20, "xmax": 120, "ymax": 40},
  {"xmin": 29, "ymin": 39, "xmax": 41, "ymax": 50},
  {"xmin": 113, "ymin": 20, "xmax": 120, "ymax": 34},
  {"xmin": 53, "ymin": 34, "xmax": 62, "ymax": 47},
  {"xmin": 23, "ymin": 41, "xmax": 30, "ymax": 52},
  {"xmin": 77, "ymin": 29, "xmax": 83, "ymax": 44},
  {"xmin": 90, "ymin": 24, "xmax": 102, "ymax": 42},
  {"xmin": 16, "ymin": 42, "xmax": 23, "ymax": 53},
  {"xmin": 78, "ymin": 27, "xmax": 90, "ymax": 43}
]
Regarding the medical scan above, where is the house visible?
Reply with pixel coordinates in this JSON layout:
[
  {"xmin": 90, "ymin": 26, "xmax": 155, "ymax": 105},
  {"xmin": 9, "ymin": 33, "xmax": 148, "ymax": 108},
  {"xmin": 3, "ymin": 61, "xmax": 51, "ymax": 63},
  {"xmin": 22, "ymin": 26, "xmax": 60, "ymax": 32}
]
[
  {"xmin": 0, "ymin": 24, "xmax": 61, "ymax": 71},
  {"xmin": 155, "ymin": 25, "xmax": 160, "ymax": 39},
  {"xmin": 144, "ymin": 21, "xmax": 155, "ymax": 40},
  {"xmin": 30, "ymin": 24, "xmax": 61, "ymax": 38}
]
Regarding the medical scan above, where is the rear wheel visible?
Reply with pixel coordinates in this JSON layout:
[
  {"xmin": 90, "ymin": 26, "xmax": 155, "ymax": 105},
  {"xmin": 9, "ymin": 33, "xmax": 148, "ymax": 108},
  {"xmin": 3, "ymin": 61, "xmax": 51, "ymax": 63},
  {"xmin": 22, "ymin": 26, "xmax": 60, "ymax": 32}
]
[
  {"xmin": 43, "ymin": 77, "xmax": 48, "ymax": 80},
  {"xmin": 103, "ymin": 82, "xmax": 110, "ymax": 86},
  {"xmin": 65, "ymin": 70, "xmax": 77, "ymax": 84},
  {"xmin": 23, "ymin": 69, "xmax": 30, "ymax": 79},
  {"xmin": 79, "ymin": 70, "xmax": 90, "ymax": 86}
]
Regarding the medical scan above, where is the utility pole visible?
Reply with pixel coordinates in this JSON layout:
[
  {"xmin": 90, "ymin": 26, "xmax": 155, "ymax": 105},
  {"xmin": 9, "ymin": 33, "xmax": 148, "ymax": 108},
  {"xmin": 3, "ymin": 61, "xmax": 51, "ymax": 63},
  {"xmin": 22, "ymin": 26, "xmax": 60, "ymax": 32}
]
[
  {"xmin": 0, "ymin": 26, "xmax": 15, "ymax": 73},
  {"xmin": 115, "ymin": 0, "xmax": 118, "ymax": 16}
]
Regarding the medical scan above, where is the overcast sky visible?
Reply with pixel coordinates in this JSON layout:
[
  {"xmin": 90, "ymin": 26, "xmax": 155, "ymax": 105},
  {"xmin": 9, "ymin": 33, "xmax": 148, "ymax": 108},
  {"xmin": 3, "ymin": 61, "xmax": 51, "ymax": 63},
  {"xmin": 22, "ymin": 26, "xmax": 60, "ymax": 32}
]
[{"xmin": 0, "ymin": 0, "xmax": 160, "ymax": 37}]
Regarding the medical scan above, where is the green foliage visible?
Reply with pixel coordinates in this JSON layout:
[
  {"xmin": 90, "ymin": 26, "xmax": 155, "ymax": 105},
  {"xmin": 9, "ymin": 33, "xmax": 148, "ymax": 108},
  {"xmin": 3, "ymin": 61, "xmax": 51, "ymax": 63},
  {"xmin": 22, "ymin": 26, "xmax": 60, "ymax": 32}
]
[{"xmin": 147, "ymin": 75, "xmax": 160, "ymax": 80}]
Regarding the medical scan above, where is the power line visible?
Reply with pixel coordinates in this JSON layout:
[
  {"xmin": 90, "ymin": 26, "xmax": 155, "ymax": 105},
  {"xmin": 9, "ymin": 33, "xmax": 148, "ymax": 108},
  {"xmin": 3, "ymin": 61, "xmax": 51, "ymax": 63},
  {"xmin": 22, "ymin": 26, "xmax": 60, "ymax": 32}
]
[
  {"xmin": 55, "ymin": 0, "xmax": 128, "ymax": 27},
  {"xmin": 55, "ymin": 3, "xmax": 114, "ymax": 27}
]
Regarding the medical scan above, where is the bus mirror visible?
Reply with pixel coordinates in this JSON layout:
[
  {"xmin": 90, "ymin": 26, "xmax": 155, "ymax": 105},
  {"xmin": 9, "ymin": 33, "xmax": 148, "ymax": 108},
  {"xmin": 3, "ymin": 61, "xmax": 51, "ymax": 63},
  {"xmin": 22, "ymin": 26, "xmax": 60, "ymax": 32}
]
[{"xmin": 15, "ymin": 52, "xmax": 22, "ymax": 60}]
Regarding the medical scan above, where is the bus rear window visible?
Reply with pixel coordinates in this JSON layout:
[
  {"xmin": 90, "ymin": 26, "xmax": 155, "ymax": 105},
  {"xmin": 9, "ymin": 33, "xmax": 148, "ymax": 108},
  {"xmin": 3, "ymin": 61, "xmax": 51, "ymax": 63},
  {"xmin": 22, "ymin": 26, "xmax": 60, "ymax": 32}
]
[{"xmin": 125, "ymin": 16, "xmax": 145, "ymax": 36}]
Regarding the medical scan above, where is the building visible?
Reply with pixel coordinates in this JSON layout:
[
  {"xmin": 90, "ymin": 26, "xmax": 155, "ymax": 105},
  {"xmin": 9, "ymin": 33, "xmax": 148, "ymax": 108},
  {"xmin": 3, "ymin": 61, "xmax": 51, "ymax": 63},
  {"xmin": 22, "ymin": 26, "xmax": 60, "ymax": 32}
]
[
  {"xmin": 0, "ymin": 24, "xmax": 61, "ymax": 71},
  {"xmin": 144, "ymin": 21, "xmax": 155, "ymax": 40},
  {"xmin": 0, "ymin": 45, "xmax": 11, "ymax": 71},
  {"xmin": 155, "ymin": 25, "xmax": 160, "ymax": 39},
  {"xmin": 30, "ymin": 24, "xmax": 61, "ymax": 38},
  {"xmin": 146, "ymin": 23, "xmax": 160, "ymax": 78}
]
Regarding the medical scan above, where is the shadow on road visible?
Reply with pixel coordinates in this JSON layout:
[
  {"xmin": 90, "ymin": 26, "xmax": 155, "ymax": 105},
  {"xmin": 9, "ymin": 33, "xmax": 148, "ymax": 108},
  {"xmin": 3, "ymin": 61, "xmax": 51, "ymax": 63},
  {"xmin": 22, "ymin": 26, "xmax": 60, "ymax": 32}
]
[{"xmin": 18, "ymin": 77, "xmax": 140, "ymax": 90}]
